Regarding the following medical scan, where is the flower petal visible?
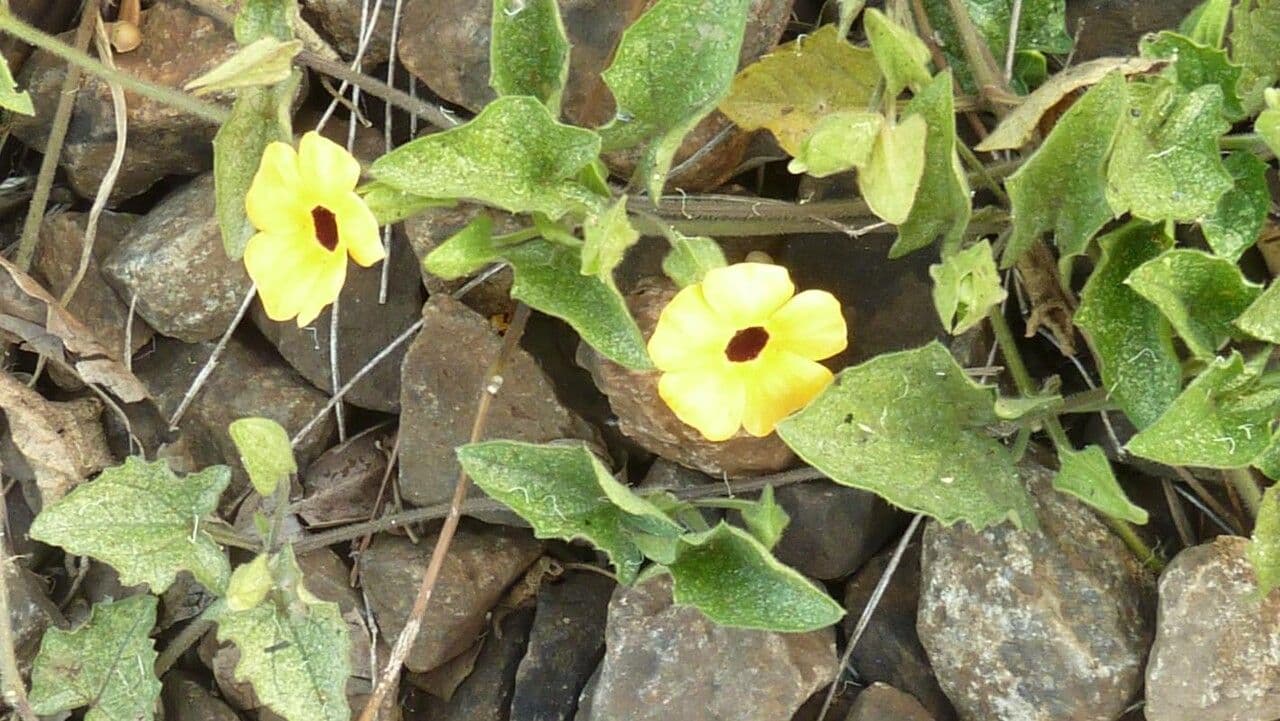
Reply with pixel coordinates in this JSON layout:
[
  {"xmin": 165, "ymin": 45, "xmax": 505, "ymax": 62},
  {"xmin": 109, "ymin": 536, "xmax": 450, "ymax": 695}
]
[
  {"xmin": 699, "ymin": 263, "xmax": 795, "ymax": 327},
  {"xmin": 332, "ymin": 192, "xmax": 385, "ymax": 266},
  {"xmin": 298, "ymin": 131, "xmax": 362, "ymax": 198},
  {"xmin": 647, "ymin": 285, "xmax": 735, "ymax": 372},
  {"xmin": 765, "ymin": 289, "xmax": 849, "ymax": 361},
  {"xmin": 739, "ymin": 350, "xmax": 833, "ymax": 437},
  {"xmin": 658, "ymin": 368, "xmax": 746, "ymax": 442},
  {"xmin": 244, "ymin": 231, "xmax": 346, "ymax": 326},
  {"xmin": 245, "ymin": 141, "xmax": 308, "ymax": 234},
  {"xmin": 293, "ymin": 258, "xmax": 348, "ymax": 328}
]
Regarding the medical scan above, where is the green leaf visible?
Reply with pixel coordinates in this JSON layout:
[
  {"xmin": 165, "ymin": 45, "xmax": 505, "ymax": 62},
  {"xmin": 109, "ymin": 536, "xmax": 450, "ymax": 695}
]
[
  {"xmin": 490, "ymin": 0, "xmax": 570, "ymax": 112},
  {"xmin": 360, "ymin": 181, "xmax": 454, "ymax": 226},
  {"xmin": 226, "ymin": 554, "xmax": 273, "ymax": 612},
  {"xmin": 864, "ymin": 8, "xmax": 932, "ymax": 96},
  {"xmin": 1002, "ymin": 71, "xmax": 1127, "ymax": 268},
  {"xmin": 1125, "ymin": 248, "xmax": 1263, "ymax": 359},
  {"xmin": 1250, "ymin": 483, "xmax": 1280, "ymax": 596},
  {"xmin": 459, "ymin": 441, "xmax": 660, "ymax": 584},
  {"xmin": 30, "ymin": 457, "xmax": 232, "ymax": 593},
  {"xmin": 422, "ymin": 216, "xmax": 500, "ymax": 280},
  {"xmin": 29, "ymin": 595, "xmax": 161, "ymax": 721},
  {"xmin": 1201, "ymin": 152, "xmax": 1269, "ymax": 262},
  {"xmin": 1127, "ymin": 352, "xmax": 1280, "ymax": 467},
  {"xmin": 920, "ymin": 0, "xmax": 1072, "ymax": 92},
  {"xmin": 739, "ymin": 485, "xmax": 789, "ymax": 550},
  {"xmin": 1236, "ymin": 280, "xmax": 1280, "ymax": 344},
  {"xmin": 787, "ymin": 110, "xmax": 883, "ymax": 178},
  {"xmin": 1259, "ymin": 89, "xmax": 1280, "ymax": 157},
  {"xmin": 1074, "ymin": 222, "xmax": 1180, "ymax": 429},
  {"xmin": 661, "ymin": 233, "xmax": 726, "ymax": 287},
  {"xmin": 581, "ymin": 196, "xmax": 640, "ymax": 283},
  {"xmin": 1052, "ymin": 445, "xmax": 1148, "ymax": 524},
  {"xmin": 665, "ymin": 523, "xmax": 844, "ymax": 632},
  {"xmin": 1181, "ymin": 0, "xmax": 1231, "ymax": 48},
  {"xmin": 860, "ymin": 114, "xmax": 928, "ymax": 225},
  {"xmin": 838, "ymin": 0, "xmax": 867, "ymax": 36},
  {"xmin": 371, "ymin": 96, "xmax": 602, "ymax": 219},
  {"xmin": 1010, "ymin": 50, "xmax": 1048, "ymax": 93},
  {"xmin": 993, "ymin": 393, "xmax": 1062, "ymax": 421},
  {"xmin": 892, "ymin": 71, "xmax": 971, "ymax": 257},
  {"xmin": 1255, "ymin": 432, "xmax": 1280, "ymax": 480},
  {"xmin": 720, "ymin": 25, "xmax": 880, "ymax": 157},
  {"xmin": 1139, "ymin": 31, "xmax": 1244, "ymax": 120},
  {"xmin": 234, "ymin": 0, "xmax": 296, "ymax": 43},
  {"xmin": 214, "ymin": 76, "xmax": 296, "ymax": 259},
  {"xmin": 776, "ymin": 342, "xmax": 1037, "ymax": 530},
  {"xmin": 1230, "ymin": 0, "xmax": 1280, "ymax": 113},
  {"xmin": 599, "ymin": 0, "xmax": 752, "ymax": 197},
  {"xmin": 185, "ymin": 37, "xmax": 302, "ymax": 95},
  {"xmin": 929, "ymin": 239, "xmax": 1007, "ymax": 334},
  {"xmin": 0, "ymin": 54, "xmax": 33, "ymax": 116},
  {"xmin": 1105, "ymin": 81, "xmax": 1232, "ymax": 223},
  {"xmin": 504, "ymin": 238, "xmax": 651, "ymax": 369},
  {"xmin": 229, "ymin": 417, "xmax": 296, "ymax": 497}
]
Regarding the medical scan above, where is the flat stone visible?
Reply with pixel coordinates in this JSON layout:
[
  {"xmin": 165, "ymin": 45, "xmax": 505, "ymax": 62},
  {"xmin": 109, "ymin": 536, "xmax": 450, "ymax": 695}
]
[
  {"xmin": 403, "ymin": 205, "xmax": 516, "ymax": 318},
  {"xmin": 103, "ymin": 173, "xmax": 252, "ymax": 343},
  {"xmin": 1144, "ymin": 536, "xmax": 1280, "ymax": 721},
  {"xmin": 576, "ymin": 575, "xmax": 837, "ymax": 721},
  {"xmin": 846, "ymin": 684, "xmax": 935, "ymax": 721},
  {"xmin": 163, "ymin": 672, "xmax": 241, "ymax": 721},
  {"xmin": 297, "ymin": 424, "xmax": 393, "ymax": 527},
  {"xmin": 416, "ymin": 607, "xmax": 536, "ymax": 721},
  {"xmin": 32, "ymin": 211, "xmax": 153, "ymax": 360},
  {"xmin": 510, "ymin": 571, "xmax": 614, "ymax": 721},
  {"xmin": 397, "ymin": 295, "xmax": 597, "ymax": 509},
  {"xmin": 11, "ymin": 3, "xmax": 237, "ymax": 202},
  {"xmin": 917, "ymin": 463, "xmax": 1155, "ymax": 721},
  {"xmin": 359, "ymin": 522, "xmax": 542, "ymax": 672},
  {"xmin": 771, "ymin": 481, "xmax": 903, "ymax": 581}
]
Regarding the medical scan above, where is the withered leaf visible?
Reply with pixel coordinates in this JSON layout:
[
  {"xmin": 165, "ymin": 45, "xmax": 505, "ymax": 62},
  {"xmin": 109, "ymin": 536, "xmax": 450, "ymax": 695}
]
[{"xmin": 0, "ymin": 372, "xmax": 114, "ymax": 504}]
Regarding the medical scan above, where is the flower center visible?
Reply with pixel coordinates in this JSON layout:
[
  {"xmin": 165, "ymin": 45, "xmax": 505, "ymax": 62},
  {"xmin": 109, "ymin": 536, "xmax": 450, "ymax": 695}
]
[
  {"xmin": 725, "ymin": 326, "xmax": 769, "ymax": 362},
  {"xmin": 311, "ymin": 206, "xmax": 339, "ymax": 251}
]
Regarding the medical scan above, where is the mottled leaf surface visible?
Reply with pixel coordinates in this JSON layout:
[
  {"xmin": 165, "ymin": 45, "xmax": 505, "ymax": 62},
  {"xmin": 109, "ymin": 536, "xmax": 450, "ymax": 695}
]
[
  {"xmin": 229, "ymin": 417, "xmax": 296, "ymax": 496},
  {"xmin": 1236, "ymin": 280, "xmax": 1280, "ymax": 344},
  {"xmin": 929, "ymin": 239, "xmax": 1007, "ymax": 334},
  {"xmin": 490, "ymin": 0, "xmax": 570, "ymax": 111},
  {"xmin": 893, "ymin": 71, "xmax": 970, "ymax": 256},
  {"xmin": 1201, "ymin": 152, "xmax": 1269, "ymax": 261},
  {"xmin": 1052, "ymin": 445, "xmax": 1148, "ymax": 524}
]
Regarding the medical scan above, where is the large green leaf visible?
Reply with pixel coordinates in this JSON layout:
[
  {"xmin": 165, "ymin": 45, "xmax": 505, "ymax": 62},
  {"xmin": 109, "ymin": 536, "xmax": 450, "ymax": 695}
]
[
  {"xmin": 1201, "ymin": 152, "xmax": 1269, "ymax": 262},
  {"xmin": 1052, "ymin": 445, "xmax": 1148, "ymax": 524},
  {"xmin": 929, "ymin": 239, "xmax": 1007, "ymax": 334},
  {"xmin": 1003, "ymin": 71, "xmax": 1127, "ymax": 268},
  {"xmin": 1140, "ymin": 31, "xmax": 1244, "ymax": 119},
  {"xmin": 1236, "ymin": 280, "xmax": 1280, "ymax": 344},
  {"xmin": 1125, "ymin": 248, "xmax": 1262, "ymax": 359},
  {"xmin": 665, "ymin": 523, "xmax": 844, "ymax": 632},
  {"xmin": 30, "ymin": 457, "xmax": 232, "ymax": 593},
  {"xmin": 1231, "ymin": 0, "xmax": 1280, "ymax": 113},
  {"xmin": 599, "ymin": 0, "xmax": 752, "ymax": 197},
  {"xmin": 776, "ymin": 342, "xmax": 1036, "ymax": 530},
  {"xmin": 1074, "ymin": 222, "xmax": 1180, "ymax": 429},
  {"xmin": 490, "ymin": 0, "xmax": 570, "ymax": 112},
  {"xmin": 1181, "ymin": 0, "xmax": 1231, "ymax": 48},
  {"xmin": 864, "ymin": 8, "xmax": 932, "ymax": 97},
  {"xmin": 892, "ymin": 71, "xmax": 971, "ymax": 257},
  {"xmin": 1127, "ymin": 353, "xmax": 1280, "ymax": 468},
  {"xmin": 861, "ymin": 114, "xmax": 928, "ymax": 225},
  {"xmin": 921, "ymin": 0, "xmax": 1072, "ymax": 91},
  {"xmin": 229, "ymin": 417, "xmax": 296, "ymax": 497},
  {"xmin": 29, "ymin": 595, "xmax": 161, "ymax": 721},
  {"xmin": 0, "ymin": 54, "xmax": 33, "ymax": 116},
  {"xmin": 1251, "ymin": 483, "xmax": 1280, "ymax": 596},
  {"xmin": 371, "ymin": 96, "xmax": 602, "ymax": 219}
]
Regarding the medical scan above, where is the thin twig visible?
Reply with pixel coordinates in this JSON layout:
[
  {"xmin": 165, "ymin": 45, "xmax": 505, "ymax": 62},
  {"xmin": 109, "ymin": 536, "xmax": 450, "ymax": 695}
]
[
  {"xmin": 378, "ymin": 0, "xmax": 408, "ymax": 305},
  {"xmin": 1170, "ymin": 483, "xmax": 1235, "ymax": 536},
  {"xmin": 0, "ymin": 485, "xmax": 39, "ymax": 721},
  {"xmin": 153, "ymin": 617, "xmax": 213, "ymax": 678},
  {"xmin": 168, "ymin": 286, "xmax": 257, "ymax": 429},
  {"xmin": 1004, "ymin": 0, "xmax": 1023, "ymax": 83},
  {"xmin": 1173, "ymin": 467, "xmax": 1241, "ymax": 534},
  {"xmin": 1160, "ymin": 478, "xmax": 1195, "ymax": 548},
  {"xmin": 315, "ymin": 0, "xmax": 388, "ymax": 132}
]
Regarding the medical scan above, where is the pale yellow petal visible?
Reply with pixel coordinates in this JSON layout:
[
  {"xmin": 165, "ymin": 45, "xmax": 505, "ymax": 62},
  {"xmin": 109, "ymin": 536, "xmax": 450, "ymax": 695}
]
[
  {"xmin": 245, "ymin": 141, "xmax": 308, "ymax": 234},
  {"xmin": 765, "ymin": 289, "xmax": 849, "ymax": 361},
  {"xmin": 244, "ymin": 231, "xmax": 346, "ymax": 326},
  {"xmin": 657, "ymin": 368, "xmax": 746, "ymax": 442},
  {"xmin": 647, "ymin": 285, "xmax": 735, "ymax": 372},
  {"xmin": 293, "ymin": 258, "xmax": 348, "ymax": 327},
  {"xmin": 740, "ymin": 350, "xmax": 833, "ymax": 437},
  {"xmin": 332, "ymin": 192, "xmax": 385, "ymax": 267},
  {"xmin": 699, "ymin": 262, "xmax": 795, "ymax": 327},
  {"xmin": 298, "ymin": 131, "xmax": 362, "ymax": 198}
]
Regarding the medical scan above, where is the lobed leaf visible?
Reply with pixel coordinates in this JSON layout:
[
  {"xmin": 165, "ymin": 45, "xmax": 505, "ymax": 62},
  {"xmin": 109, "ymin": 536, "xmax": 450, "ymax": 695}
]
[
  {"xmin": 490, "ymin": 0, "xmax": 570, "ymax": 112},
  {"xmin": 1201, "ymin": 152, "xmax": 1269, "ymax": 262},
  {"xmin": 1236, "ymin": 279, "xmax": 1280, "ymax": 345},
  {"xmin": 737, "ymin": 485, "xmax": 789, "ymax": 550},
  {"xmin": 929, "ymin": 239, "xmax": 1007, "ymax": 334},
  {"xmin": 864, "ymin": 8, "xmax": 932, "ymax": 96},
  {"xmin": 1052, "ymin": 445, "xmax": 1148, "ymax": 524},
  {"xmin": 661, "ymin": 232, "xmax": 727, "ymax": 287},
  {"xmin": 1140, "ymin": 31, "xmax": 1244, "ymax": 119}
]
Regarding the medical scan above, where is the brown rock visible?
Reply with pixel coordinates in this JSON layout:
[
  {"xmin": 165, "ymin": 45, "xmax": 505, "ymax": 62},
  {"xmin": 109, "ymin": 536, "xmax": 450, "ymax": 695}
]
[
  {"xmin": 302, "ymin": 0, "xmax": 396, "ymax": 65},
  {"xmin": 415, "ymin": 607, "xmax": 536, "ymax": 721},
  {"xmin": 770, "ymin": 481, "xmax": 903, "ymax": 581},
  {"xmin": 359, "ymin": 523, "xmax": 542, "ymax": 672},
  {"xmin": 1144, "ymin": 536, "xmax": 1280, "ymax": 721},
  {"xmin": 4, "ymin": 564, "xmax": 63, "ymax": 675},
  {"xmin": 846, "ymin": 684, "xmax": 935, "ymax": 721},
  {"xmin": 162, "ymin": 671, "xmax": 242, "ymax": 721},
  {"xmin": 297, "ymin": 424, "xmax": 393, "ymax": 527},
  {"xmin": 403, "ymin": 204, "xmax": 516, "ymax": 318}
]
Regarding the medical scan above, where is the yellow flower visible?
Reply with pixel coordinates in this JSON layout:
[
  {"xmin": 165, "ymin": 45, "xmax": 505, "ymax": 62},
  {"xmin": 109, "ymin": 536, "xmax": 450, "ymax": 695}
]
[
  {"xmin": 648, "ymin": 262, "xmax": 848, "ymax": 441},
  {"xmin": 243, "ymin": 131, "xmax": 386, "ymax": 327}
]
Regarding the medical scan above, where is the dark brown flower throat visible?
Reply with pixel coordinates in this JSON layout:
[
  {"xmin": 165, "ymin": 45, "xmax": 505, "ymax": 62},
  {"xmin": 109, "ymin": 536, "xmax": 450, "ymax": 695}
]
[
  {"xmin": 311, "ymin": 206, "xmax": 339, "ymax": 251},
  {"xmin": 725, "ymin": 326, "xmax": 769, "ymax": 362}
]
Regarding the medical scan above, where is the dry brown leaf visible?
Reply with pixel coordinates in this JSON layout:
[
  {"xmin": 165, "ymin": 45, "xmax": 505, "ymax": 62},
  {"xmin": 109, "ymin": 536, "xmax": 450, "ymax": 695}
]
[
  {"xmin": 0, "ymin": 372, "xmax": 114, "ymax": 504},
  {"xmin": 1015, "ymin": 240, "xmax": 1077, "ymax": 356}
]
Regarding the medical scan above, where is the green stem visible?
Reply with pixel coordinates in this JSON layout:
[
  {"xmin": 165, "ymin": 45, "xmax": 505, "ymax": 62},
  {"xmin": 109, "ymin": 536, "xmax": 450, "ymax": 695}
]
[
  {"xmin": 958, "ymin": 141, "xmax": 1010, "ymax": 206},
  {"xmin": 1103, "ymin": 515, "xmax": 1165, "ymax": 572},
  {"xmin": 1226, "ymin": 467, "xmax": 1262, "ymax": 520},
  {"xmin": 204, "ymin": 522, "xmax": 259, "ymax": 551},
  {"xmin": 1220, "ymin": 132, "xmax": 1275, "ymax": 159},
  {"xmin": 0, "ymin": 12, "xmax": 229, "ymax": 124}
]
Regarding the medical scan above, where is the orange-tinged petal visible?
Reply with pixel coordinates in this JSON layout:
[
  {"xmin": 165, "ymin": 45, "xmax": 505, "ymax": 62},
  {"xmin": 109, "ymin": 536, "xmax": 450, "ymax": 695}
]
[
  {"xmin": 331, "ymin": 192, "xmax": 385, "ymax": 266},
  {"xmin": 245, "ymin": 141, "xmax": 308, "ymax": 234},
  {"xmin": 766, "ymin": 289, "xmax": 849, "ymax": 361},
  {"xmin": 298, "ymin": 131, "xmax": 362, "ymax": 199},
  {"xmin": 658, "ymin": 368, "xmax": 746, "ymax": 442},
  {"xmin": 700, "ymin": 262, "xmax": 795, "ymax": 327},
  {"xmin": 244, "ymin": 231, "xmax": 346, "ymax": 326},
  {"xmin": 648, "ymin": 285, "xmax": 735, "ymax": 372},
  {"xmin": 739, "ymin": 350, "xmax": 833, "ymax": 437}
]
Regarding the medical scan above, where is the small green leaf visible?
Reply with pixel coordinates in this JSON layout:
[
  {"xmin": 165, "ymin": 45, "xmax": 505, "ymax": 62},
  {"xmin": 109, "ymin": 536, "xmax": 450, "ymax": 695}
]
[
  {"xmin": 920, "ymin": 0, "xmax": 1072, "ymax": 92},
  {"xmin": 838, "ymin": 0, "xmax": 867, "ymax": 36},
  {"xmin": 1250, "ymin": 483, "xmax": 1280, "ymax": 596},
  {"xmin": 422, "ymin": 216, "xmax": 500, "ymax": 280},
  {"xmin": 1052, "ymin": 445, "xmax": 1148, "ymax": 524},
  {"xmin": 1201, "ymin": 151, "xmax": 1269, "ymax": 262},
  {"xmin": 504, "ymin": 238, "xmax": 651, "ymax": 369},
  {"xmin": 786, "ymin": 110, "xmax": 883, "ymax": 178},
  {"xmin": 581, "ymin": 196, "xmax": 640, "ymax": 283},
  {"xmin": 993, "ymin": 393, "xmax": 1062, "ymax": 421},
  {"xmin": 1181, "ymin": 0, "xmax": 1231, "ymax": 48},
  {"xmin": 1230, "ymin": 0, "xmax": 1280, "ymax": 113},
  {"xmin": 777, "ymin": 342, "xmax": 1037, "ymax": 530},
  {"xmin": 30, "ymin": 457, "xmax": 232, "ymax": 593},
  {"xmin": 1010, "ymin": 49, "xmax": 1048, "ymax": 93},
  {"xmin": 490, "ymin": 0, "xmax": 570, "ymax": 111},
  {"xmin": 1125, "ymin": 248, "xmax": 1263, "ymax": 359},
  {"xmin": 860, "ymin": 114, "xmax": 928, "ymax": 225},
  {"xmin": 1106, "ymin": 81, "xmax": 1232, "ymax": 223},
  {"xmin": 1127, "ymin": 352, "xmax": 1280, "ymax": 468},
  {"xmin": 1236, "ymin": 280, "xmax": 1280, "ymax": 344},
  {"xmin": 929, "ymin": 240, "xmax": 1007, "ymax": 334},
  {"xmin": 1074, "ymin": 222, "xmax": 1180, "ymax": 428},
  {"xmin": 229, "ymin": 418, "xmax": 295, "ymax": 497},
  {"xmin": 720, "ymin": 25, "xmax": 880, "ymax": 157},
  {"xmin": 739, "ymin": 485, "xmax": 789, "ymax": 550},
  {"xmin": 0, "ymin": 54, "xmax": 33, "ymax": 116},
  {"xmin": 360, "ymin": 181, "xmax": 453, "ymax": 226},
  {"xmin": 371, "ymin": 96, "xmax": 602, "ymax": 219},
  {"xmin": 893, "ymin": 71, "xmax": 970, "ymax": 257},
  {"xmin": 185, "ymin": 37, "xmax": 302, "ymax": 95},
  {"xmin": 665, "ymin": 523, "xmax": 844, "ymax": 632},
  {"xmin": 1140, "ymin": 31, "xmax": 1244, "ymax": 119},
  {"xmin": 599, "ymin": 0, "xmax": 752, "ymax": 197},
  {"xmin": 1259, "ymin": 89, "xmax": 1280, "ymax": 157},
  {"xmin": 234, "ymin": 0, "xmax": 296, "ymax": 43},
  {"xmin": 864, "ymin": 8, "xmax": 932, "ymax": 96},
  {"xmin": 661, "ymin": 233, "xmax": 726, "ymax": 287},
  {"xmin": 1003, "ymin": 71, "xmax": 1127, "ymax": 268},
  {"xmin": 226, "ymin": 554, "xmax": 273, "ymax": 612}
]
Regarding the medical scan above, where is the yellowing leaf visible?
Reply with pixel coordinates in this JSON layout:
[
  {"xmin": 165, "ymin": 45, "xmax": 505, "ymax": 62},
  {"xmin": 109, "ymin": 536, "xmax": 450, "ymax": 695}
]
[
  {"xmin": 229, "ymin": 417, "xmax": 296, "ymax": 497},
  {"xmin": 661, "ymin": 233, "xmax": 726, "ymax": 287},
  {"xmin": 787, "ymin": 110, "xmax": 882, "ymax": 177},
  {"xmin": 185, "ymin": 37, "xmax": 302, "ymax": 95},
  {"xmin": 860, "ymin": 114, "xmax": 927, "ymax": 225},
  {"xmin": 893, "ymin": 71, "xmax": 970, "ymax": 257},
  {"xmin": 929, "ymin": 239, "xmax": 1007, "ymax": 334},
  {"xmin": 0, "ymin": 53, "xmax": 33, "ymax": 116}
]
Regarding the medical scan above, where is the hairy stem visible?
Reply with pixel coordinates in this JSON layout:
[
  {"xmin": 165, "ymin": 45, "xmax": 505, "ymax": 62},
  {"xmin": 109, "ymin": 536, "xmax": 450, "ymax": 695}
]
[{"xmin": 1226, "ymin": 467, "xmax": 1262, "ymax": 521}]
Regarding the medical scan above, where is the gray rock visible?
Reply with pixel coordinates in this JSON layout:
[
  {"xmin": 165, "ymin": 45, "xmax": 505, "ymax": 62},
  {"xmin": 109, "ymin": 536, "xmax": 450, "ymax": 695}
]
[
  {"xmin": 4, "ymin": 564, "xmax": 63, "ymax": 674},
  {"xmin": 297, "ymin": 424, "xmax": 394, "ymax": 527},
  {"xmin": 103, "ymin": 174, "xmax": 252, "ymax": 343},
  {"xmin": 576, "ymin": 575, "xmax": 836, "ymax": 721},
  {"xmin": 842, "ymin": 544, "xmax": 955, "ymax": 721},
  {"xmin": 917, "ymin": 464, "xmax": 1155, "ymax": 721},
  {"xmin": 359, "ymin": 522, "xmax": 542, "ymax": 672},
  {"xmin": 416, "ymin": 607, "xmax": 536, "ymax": 721},
  {"xmin": 771, "ymin": 481, "xmax": 903, "ymax": 581},
  {"xmin": 847, "ymin": 684, "xmax": 935, "ymax": 721},
  {"xmin": 302, "ymin": 0, "xmax": 395, "ymax": 64},
  {"xmin": 11, "ymin": 3, "xmax": 237, "ymax": 201},
  {"xmin": 1144, "ymin": 536, "xmax": 1280, "ymax": 721},
  {"xmin": 403, "ymin": 205, "xmax": 516, "ymax": 318},
  {"xmin": 397, "ymin": 295, "xmax": 597, "ymax": 509},
  {"xmin": 163, "ymin": 672, "xmax": 242, "ymax": 721},
  {"xmin": 511, "ymin": 571, "xmax": 614, "ymax": 721}
]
